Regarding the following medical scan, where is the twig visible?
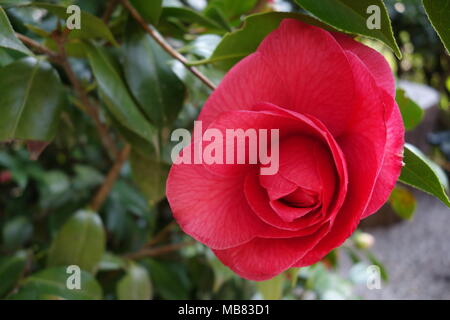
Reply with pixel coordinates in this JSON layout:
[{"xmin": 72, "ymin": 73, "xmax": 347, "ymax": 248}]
[
  {"xmin": 102, "ymin": 0, "xmax": 119, "ymax": 23},
  {"xmin": 90, "ymin": 144, "xmax": 131, "ymax": 212},
  {"xmin": 119, "ymin": 0, "xmax": 217, "ymax": 91},
  {"xmin": 15, "ymin": 33, "xmax": 61, "ymax": 62},
  {"xmin": 17, "ymin": 32, "xmax": 118, "ymax": 159},
  {"xmin": 52, "ymin": 32, "xmax": 119, "ymax": 160},
  {"xmin": 124, "ymin": 241, "xmax": 195, "ymax": 260},
  {"xmin": 145, "ymin": 221, "xmax": 178, "ymax": 247}
]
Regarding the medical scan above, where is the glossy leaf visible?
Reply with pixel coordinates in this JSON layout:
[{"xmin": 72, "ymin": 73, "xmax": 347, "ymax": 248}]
[
  {"xmin": 205, "ymin": 0, "xmax": 259, "ymax": 21},
  {"xmin": 144, "ymin": 259, "xmax": 190, "ymax": 300},
  {"xmin": 0, "ymin": 6, "xmax": 32, "ymax": 55},
  {"xmin": 209, "ymin": 257, "xmax": 234, "ymax": 292},
  {"xmin": 47, "ymin": 210, "xmax": 106, "ymax": 273},
  {"xmin": 0, "ymin": 57, "xmax": 64, "ymax": 142},
  {"xmin": 129, "ymin": 150, "xmax": 169, "ymax": 206},
  {"xmin": 0, "ymin": 250, "xmax": 28, "ymax": 298},
  {"xmin": 287, "ymin": 268, "xmax": 300, "ymax": 288},
  {"xmin": 295, "ymin": 0, "xmax": 401, "ymax": 58},
  {"xmin": 161, "ymin": 7, "xmax": 225, "ymax": 30},
  {"xmin": 85, "ymin": 43, "xmax": 155, "ymax": 142},
  {"xmin": 2, "ymin": 216, "xmax": 33, "ymax": 251},
  {"xmin": 389, "ymin": 186, "xmax": 417, "ymax": 220},
  {"xmin": 117, "ymin": 262, "xmax": 152, "ymax": 300},
  {"xmin": 30, "ymin": 3, "xmax": 118, "ymax": 46},
  {"xmin": 257, "ymin": 274, "xmax": 284, "ymax": 300},
  {"xmin": 423, "ymin": 0, "xmax": 450, "ymax": 54},
  {"xmin": 366, "ymin": 252, "xmax": 388, "ymax": 282},
  {"xmin": 399, "ymin": 144, "xmax": 450, "ymax": 208},
  {"xmin": 124, "ymin": 23, "xmax": 185, "ymax": 128},
  {"xmin": 396, "ymin": 89, "xmax": 424, "ymax": 131},
  {"xmin": 98, "ymin": 252, "xmax": 126, "ymax": 272},
  {"xmin": 204, "ymin": 6, "xmax": 232, "ymax": 32},
  {"xmin": 193, "ymin": 12, "xmax": 333, "ymax": 70},
  {"xmin": 9, "ymin": 267, "xmax": 102, "ymax": 300},
  {"xmin": 130, "ymin": 0, "xmax": 163, "ymax": 25},
  {"xmin": 0, "ymin": 48, "xmax": 14, "ymax": 67}
]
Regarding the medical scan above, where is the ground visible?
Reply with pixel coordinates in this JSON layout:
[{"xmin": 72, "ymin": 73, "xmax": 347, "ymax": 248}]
[{"xmin": 356, "ymin": 193, "xmax": 450, "ymax": 299}]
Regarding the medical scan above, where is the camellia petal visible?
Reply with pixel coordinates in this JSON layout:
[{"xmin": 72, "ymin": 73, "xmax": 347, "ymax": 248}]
[
  {"xmin": 333, "ymin": 32, "xmax": 396, "ymax": 98},
  {"xmin": 166, "ymin": 18, "xmax": 404, "ymax": 281},
  {"xmin": 214, "ymin": 223, "xmax": 331, "ymax": 281},
  {"xmin": 294, "ymin": 52, "xmax": 389, "ymax": 266},
  {"xmin": 199, "ymin": 19, "xmax": 357, "ymax": 136},
  {"xmin": 363, "ymin": 100, "xmax": 405, "ymax": 217}
]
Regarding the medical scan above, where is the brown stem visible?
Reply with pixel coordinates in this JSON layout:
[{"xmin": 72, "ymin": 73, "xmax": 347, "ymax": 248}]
[
  {"xmin": 53, "ymin": 33, "xmax": 119, "ymax": 160},
  {"xmin": 124, "ymin": 241, "xmax": 195, "ymax": 260},
  {"xmin": 90, "ymin": 144, "xmax": 131, "ymax": 212},
  {"xmin": 17, "ymin": 33, "xmax": 118, "ymax": 159},
  {"xmin": 16, "ymin": 33, "xmax": 61, "ymax": 63},
  {"xmin": 145, "ymin": 221, "xmax": 177, "ymax": 247},
  {"xmin": 103, "ymin": 0, "xmax": 119, "ymax": 23},
  {"xmin": 119, "ymin": 0, "xmax": 217, "ymax": 91}
]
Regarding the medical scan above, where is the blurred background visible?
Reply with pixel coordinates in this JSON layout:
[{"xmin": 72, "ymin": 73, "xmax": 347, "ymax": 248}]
[{"xmin": 0, "ymin": 0, "xmax": 449, "ymax": 300}]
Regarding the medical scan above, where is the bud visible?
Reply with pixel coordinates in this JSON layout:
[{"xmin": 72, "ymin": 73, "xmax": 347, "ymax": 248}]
[{"xmin": 354, "ymin": 232, "xmax": 375, "ymax": 250}]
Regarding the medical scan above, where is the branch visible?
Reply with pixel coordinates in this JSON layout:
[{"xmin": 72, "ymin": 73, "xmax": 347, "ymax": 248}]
[
  {"xmin": 144, "ymin": 220, "xmax": 177, "ymax": 247},
  {"xmin": 17, "ymin": 32, "xmax": 119, "ymax": 160},
  {"xmin": 15, "ymin": 33, "xmax": 61, "ymax": 62},
  {"xmin": 103, "ymin": 0, "xmax": 119, "ymax": 23},
  {"xmin": 90, "ymin": 144, "xmax": 131, "ymax": 212},
  {"xmin": 124, "ymin": 241, "xmax": 195, "ymax": 260},
  {"xmin": 52, "ymin": 32, "xmax": 119, "ymax": 160},
  {"xmin": 119, "ymin": 0, "xmax": 217, "ymax": 91}
]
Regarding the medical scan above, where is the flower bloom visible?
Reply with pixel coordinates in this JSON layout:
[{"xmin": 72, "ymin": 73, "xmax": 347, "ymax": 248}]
[{"xmin": 167, "ymin": 19, "xmax": 404, "ymax": 280}]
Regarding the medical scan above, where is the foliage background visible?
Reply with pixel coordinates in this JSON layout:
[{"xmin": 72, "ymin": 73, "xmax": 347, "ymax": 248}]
[{"xmin": 0, "ymin": 0, "xmax": 449, "ymax": 300}]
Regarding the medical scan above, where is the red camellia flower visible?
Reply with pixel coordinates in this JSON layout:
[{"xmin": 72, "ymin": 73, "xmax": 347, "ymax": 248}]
[{"xmin": 167, "ymin": 19, "xmax": 405, "ymax": 280}]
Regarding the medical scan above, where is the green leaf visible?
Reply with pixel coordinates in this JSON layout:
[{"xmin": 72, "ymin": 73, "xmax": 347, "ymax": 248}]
[
  {"xmin": 2, "ymin": 216, "xmax": 33, "ymax": 251},
  {"xmin": 389, "ymin": 186, "xmax": 417, "ymax": 220},
  {"xmin": 0, "ymin": 6, "xmax": 32, "ymax": 55},
  {"xmin": 143, "ymin": 259, "xmax": 190, "ymax": 300},
  {"xmin": 399, "ymin": 144, "xmax": 450, "ymax": 208},
  {"xmin": 47, "ymin": 210, "xmax": 106, "ymax": 273},
  {"xmin": 130, "ymin": 0, "xmax": 163, "ymax": 25},
  {"xmin": 117, "ymin": 262, "xmax": 152, "ymax": 300},
  {"xmin": 194, "ymin": 12, "xmax": 334, "ymax": 70},
  {"xmin": 160, "ymin": 7, "xmax": 225, "ymax": 30},
  {"xmin": 85, "ymin": 43, "xmax": 155, "ymax": 142},
  {"xmin": 286, "ymin": 268, "xmax": 300, "ymax": 288},
  {"xmin": 304, "ymin": 263, "xmax": 354, "ymax": 299},
  {"xmin": 0, "ymin": 47, "xmax": 14, "ymax": 67},
  {"xmin": 423, "ymin": 0, "xmax": 450, "ymax": 54},
  {"xmin": 209, "ymin": 257, "xmax": 234, "ymax": 293},
  {"xmin": 396, "ymin": 89, "xmax": 424, "ymax": 131},
  {"xmin": 366, "ymin": 252, "xmax": 388, "ymax": 282},
  {"xmin": 205, "ymin": 0, "xmax": 259, "ymax": 21},
  {"xmin": 44, "ymin": 38, "xmax": 86, "ymax": 59},
  {"xmin": 204, "ymin": 6, "xmax": 232, "ymax": 32},
  {"xmin": 124, "ymin": 23, "xmax": 185, "ymax": 128},
  {"xmin": 29, "ymin": 3, "xmax": 118, "ymax": 46},
  {"xmin": 256, "ymin": 274, "xmax": 284, "ymax": 300},
  {"xmin": 0, "ymin": 250, "xmax": 28, "ymax": 298},
  {"xmin": 295, "ymin": 0, "xmax": 401, "ymax": 58},
  {"xmin": 98, "ymin": 252, "xmax": 126, "ymax": 272},
  {"xmin": 0, "ymin": 57, "xmax": 64, "ymax": 142},
  {"xmin": 9, "ymin": 267, "xmax": 102, "ymax": 300},
  {"xmin": 129, "ymin": 150, "xmax": 169, "ymax": 205}
]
